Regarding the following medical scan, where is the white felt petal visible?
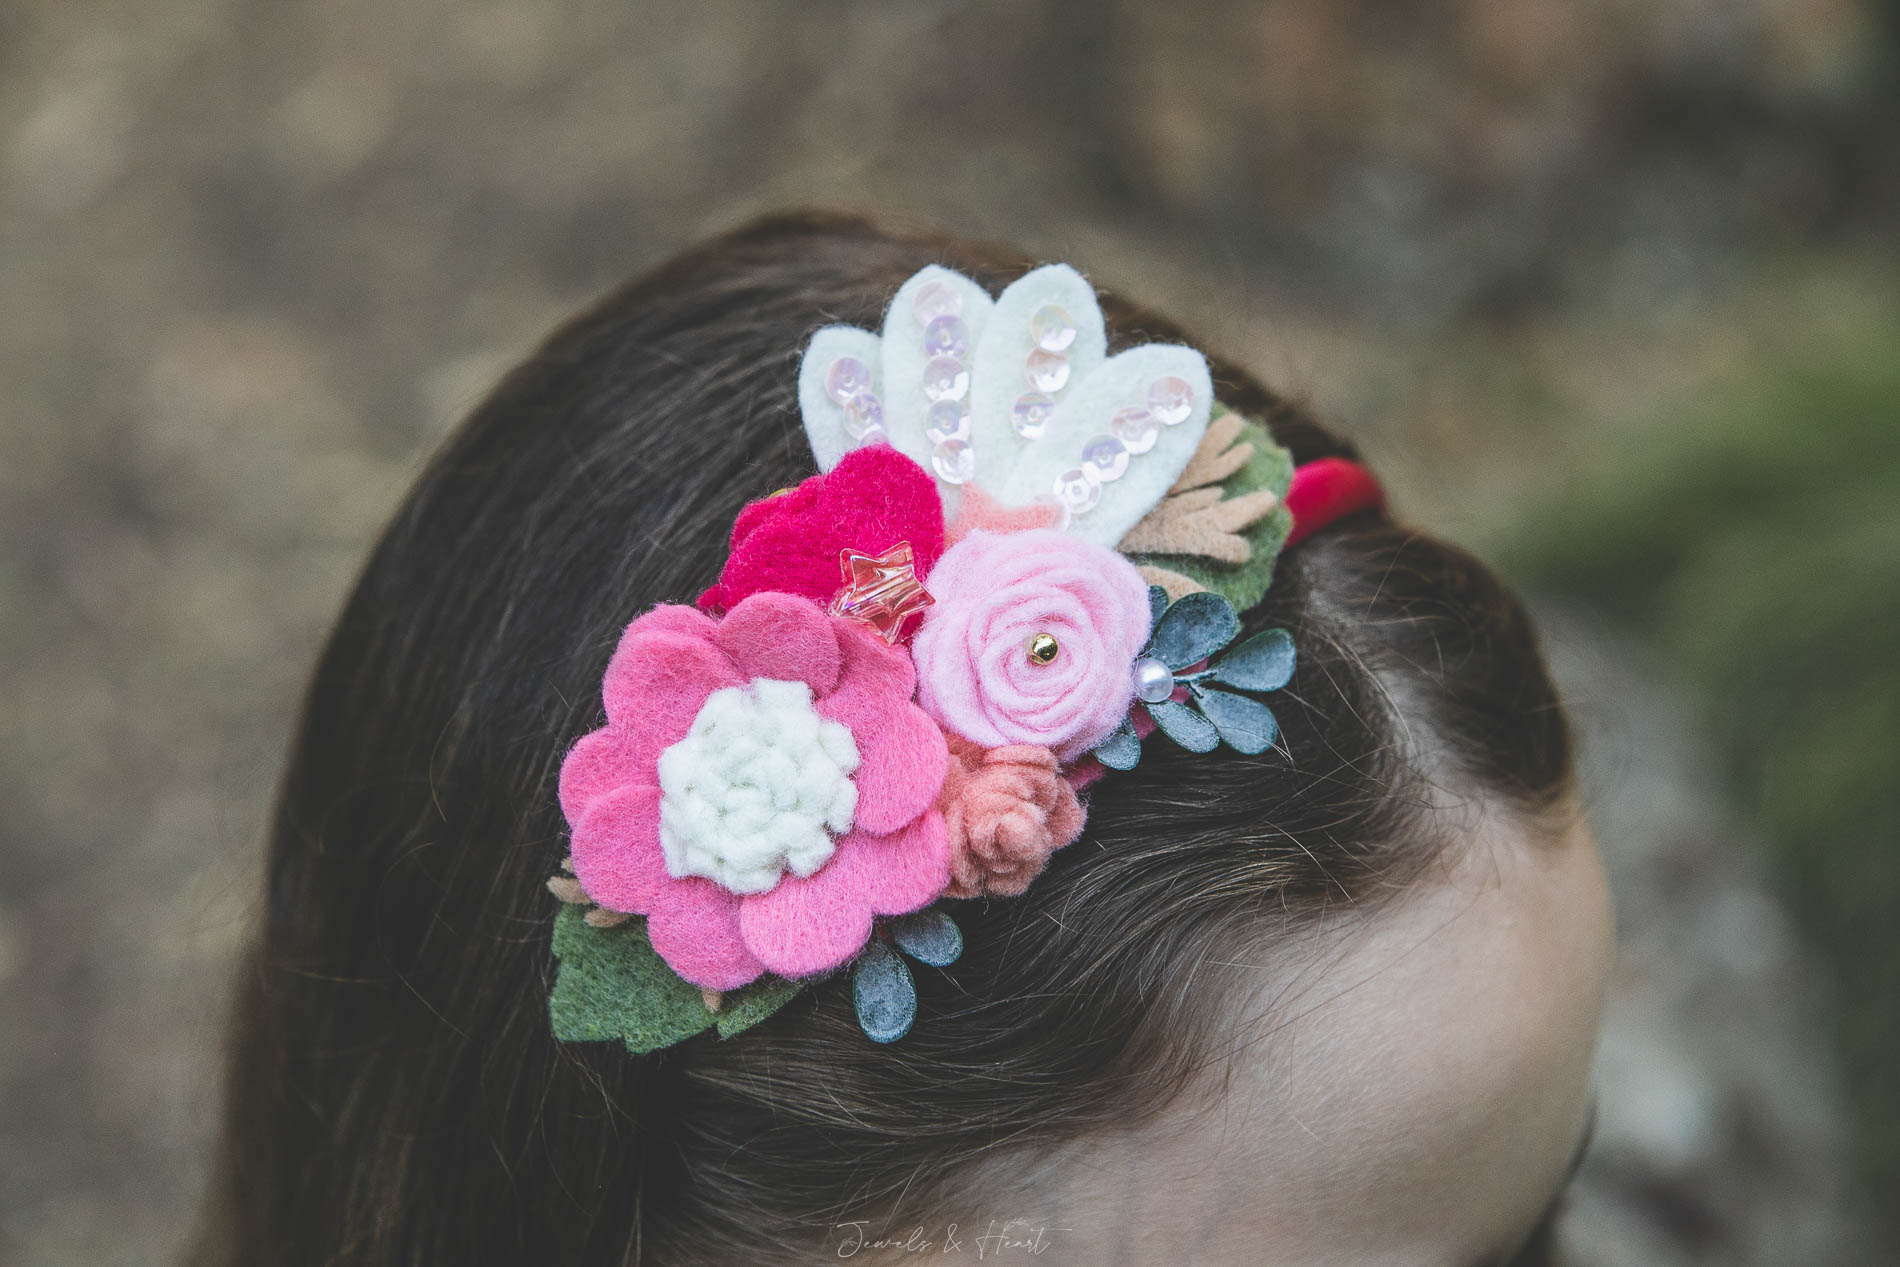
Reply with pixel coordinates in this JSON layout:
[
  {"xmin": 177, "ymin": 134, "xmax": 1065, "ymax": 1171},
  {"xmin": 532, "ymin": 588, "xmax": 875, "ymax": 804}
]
[
  {"xmin": 998, "ymin": 346, "xmax": 1213, "ymax": 548},
  {"xmin": 797, "ymin": 325, "xmax": 884, "ymax": 472},
  {"xmin": 879, "ymin": 265, "xmax": 994, "ymax": 505},
  {"xmin": 968, "ymin": 263, "xmax": 1108, "ymax": 493}
]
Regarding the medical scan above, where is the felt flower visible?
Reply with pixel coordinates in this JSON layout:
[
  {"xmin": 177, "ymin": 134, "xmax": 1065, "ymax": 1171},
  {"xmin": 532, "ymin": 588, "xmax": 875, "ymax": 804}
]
[
  {"xmin": 559, "ymin": 592, "xmax": 952, "ymax": 990},
  {"xmin": 938, "ymin": 736, "xmax": 1085, "ymax": 899},
  {"xmin": 698, "ymin": 445, "xmax": 945, "ymax": 618},
  {"xmin": 912, "ymin": 529, "xmax": 1152, "ymax": 761}
]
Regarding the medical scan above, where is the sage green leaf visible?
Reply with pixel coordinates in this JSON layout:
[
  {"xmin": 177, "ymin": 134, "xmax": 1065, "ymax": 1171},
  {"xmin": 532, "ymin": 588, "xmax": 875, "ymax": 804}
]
[
  {"xmin": 1194, "ymin": 688, "xmax": 1281, "ymax": 755},
  {"xmin": 1126, "ymin": 416, "xmax": 1295, "ymax": 613},
  {"xmin": 1147, "ymin": 699, "xmax": 1220, "ymax": 752},
  {"xmin": 852, "ymin": 940, "xmax": 916, "ymax": 1044},
  {"xmin": 1210, "ymin": 627, "xmax": 1297, "ymax": 693},
  {"xmin": 1150, "ymin": 591, "xmax": 1240, "ymax": 670},
  {"xmin": 548, "ymin": 904, "xmax": 802, "ymax": 1054}
]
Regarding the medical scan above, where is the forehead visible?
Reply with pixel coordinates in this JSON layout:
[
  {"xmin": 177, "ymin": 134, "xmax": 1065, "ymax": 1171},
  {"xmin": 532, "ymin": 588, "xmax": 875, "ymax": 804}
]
[{"xmin": 1065, "ymin": 805, "xmax": 1614, "ymax": 1264}]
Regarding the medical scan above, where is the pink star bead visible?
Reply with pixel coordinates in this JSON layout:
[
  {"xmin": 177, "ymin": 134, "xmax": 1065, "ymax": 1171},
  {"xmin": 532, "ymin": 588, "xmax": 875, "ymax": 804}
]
[{"xmin": 827, "ymin": 541, "xmax": 934, "ymax": 644}]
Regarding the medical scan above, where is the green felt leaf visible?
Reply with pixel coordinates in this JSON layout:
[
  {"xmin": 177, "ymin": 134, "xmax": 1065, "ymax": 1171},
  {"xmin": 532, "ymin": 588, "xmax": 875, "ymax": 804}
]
[
  {"xmin": 548, "ymin": 904, "xmax": 804, "ymax": 1054},
  {"xmin": 1126, "ymin": 414, "xmax": 1296, "ymax": 613}
]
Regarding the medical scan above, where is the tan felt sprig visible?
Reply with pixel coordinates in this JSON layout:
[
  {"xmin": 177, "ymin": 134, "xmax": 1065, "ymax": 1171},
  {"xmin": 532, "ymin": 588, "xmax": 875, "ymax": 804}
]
[
  {"xmin": 1121, "ymin": 415, "xmax": 1281, "ymax": 564},
  {"xmin": 547, "ymin": 855, "xmax": 633, "ymax": 929}
]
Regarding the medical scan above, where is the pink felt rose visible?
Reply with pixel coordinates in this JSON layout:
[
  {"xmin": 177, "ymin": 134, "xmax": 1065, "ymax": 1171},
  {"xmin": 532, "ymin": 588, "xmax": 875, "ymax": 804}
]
[
  {"xmin": 698, "ymin": 445, "xmax": 945, "ymax": 618},
  {"xmin": 939, "ymin": 736, "xmax": 1085, "ymax": 899},
  {"xmin": 559, "ymin": 592, "xmax": 952, "ymax": 989},
  {"xmin": 912, "ymin": 529, "xmax": 1152, "ymax": 761}
]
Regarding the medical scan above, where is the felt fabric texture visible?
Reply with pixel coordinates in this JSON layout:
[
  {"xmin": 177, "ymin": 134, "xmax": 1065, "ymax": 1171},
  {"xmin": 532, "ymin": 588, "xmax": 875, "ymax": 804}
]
[
  {"xmin": 655, "ymin": 678, "xmax": 860, "ymax": 895},
  {"xmin": 888, "ymin": 908, "xmax": 963, "ymax": 967},
  {"xmin": 1284, "ymin": 456, "xmax": 1385, "ymax": 548},
  {"xmin": 563, "ymin": 593, "xmax": 951, "ymax": 988},
  {"xmin": 1168, "ymin": 411, "xmax": 1253, "ymax": 493},
  {"xmin": 1136, "ymin": 563, "xmax": 1205, "ymax": 601},
  {"xmin": 1208, "ymin": 627, "xmax": 1297, "ymax": 692},
  {"xmin": 698, "ymin": 446, "xmax": 945, "ymax": 617},
  {"xmin": 966, "ymin": 264, "xmax": 1108, "ymax": 494},
  {"xmin": 943, "ymin": 483, "xmax": 1064, "ymax": 547},
  {"xmin": 879, "ymin": 265, "xmax": 996, "ymax": 509},
  {"xmin": 736, "ymin": 811, "xmax": 950, "ymax": 978},
  {"xmin": 547, "ymin": 905, "xmax": 803, "ymax": 1054},
  {"xmin": 912, "ymin": 529, "xmax": 1152, "ymax": 761},
  {"xmin": 1123, "ymin": 416, "xmax": 1296, "ymax": 613},
  {"xmin": 1091, "ymin": 716, "xmax": 1143, "ymax": 771},
  {"xmin": 1190, "ymin": 687, "xmax": 1281, "ymax": 754},
  {"xmin": 997, "ymin": 345, "xmax": 1213, "ymax": 548},
  {"xmin": 851, "ymin": 938, "xmax": 917, "ymax": 1044},
  {"xmin": 1117, "ymin": 485, "xmax": 1282, "ymax": 563},
  {"xmin": 799, "ymin": 324, "xmax": 886, "ymax": 473},
  {"xmin": 937, "ymin": 734, "xmax": 1086, "ymax": 899},
  {"xmin": 1147, "ymin": 698, "xmax": 1221, "ymax": 752},
  {"xmin": 1148, "ymin": 590, "xmax": 1241, "ymax": 672}
]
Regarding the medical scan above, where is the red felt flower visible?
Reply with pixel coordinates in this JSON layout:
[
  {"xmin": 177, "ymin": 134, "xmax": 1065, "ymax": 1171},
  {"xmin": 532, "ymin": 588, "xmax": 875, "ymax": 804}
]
[{"xmin": 698, "ymin": 446, "xmax": 946, "ymax": 617}]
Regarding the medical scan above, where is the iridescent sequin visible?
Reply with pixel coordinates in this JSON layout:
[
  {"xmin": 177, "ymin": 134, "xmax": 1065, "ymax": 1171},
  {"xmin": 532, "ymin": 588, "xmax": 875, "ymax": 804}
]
[
  {"xmin": 931, "ymin": 437, "xmax": 976, "ymax": 485},
  {"xmin": 1010, "ymin": 391, "xmax": 1054, "ymax": 440},
  {"xmin": 1148, "ymin": 375, "xmax": 1195, "ymax": 426},
  {"xmin": 840, "ymin": 391, "xmax": 884, "ymax": 439},
  {"xmin": 1030, "ymin": 304, "xmax": 1077, "ymax": 352},
  {"xmin": 1051, "ymin": 466, "xmax": 1101, "ymax": 515},
  {"xmin": 1110, "ymin": 405, "xmax": 1159, "ymax": 455},
  {"xmin": 912, "ymin": 279, "xmax": 963, "ymax": 326},
  {"xmin": 1024, "ymin": 348, "xmax": 1071, "ymax": 394},
  {"xmin": 923, "ymin": 315, "xmax": 970, "ymax": 361},
  {"xmin": 926, "ymin": 399, "xmax": 970, "ymax": 444},
  {"xmin": 922, "ymin": 356, "xmax": 970, "ymax": 403},
  {"xmin": 826, "ymin": 356, "xmax": 873, "ymax": 405},
  {"xmin": 1080, "ymin": 433, "xmax": 1130, "ymax": 483}
]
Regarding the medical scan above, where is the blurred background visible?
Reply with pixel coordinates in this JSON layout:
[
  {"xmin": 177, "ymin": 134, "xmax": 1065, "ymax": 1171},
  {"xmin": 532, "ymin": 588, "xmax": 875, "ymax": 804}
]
[{"xmin": 2, "ymin": 1, "xmax": 1895, "ymax": 1262}]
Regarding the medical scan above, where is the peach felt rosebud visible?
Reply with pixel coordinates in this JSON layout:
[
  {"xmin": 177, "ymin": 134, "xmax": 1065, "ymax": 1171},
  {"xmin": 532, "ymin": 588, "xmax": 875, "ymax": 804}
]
[
  {"xmin": 939, "ymin": 736, "xmax": 1086, "ymax": 899},
  {"xmin": 912, "ymin": 528, "xmax": 1152, "ymax": 761}
]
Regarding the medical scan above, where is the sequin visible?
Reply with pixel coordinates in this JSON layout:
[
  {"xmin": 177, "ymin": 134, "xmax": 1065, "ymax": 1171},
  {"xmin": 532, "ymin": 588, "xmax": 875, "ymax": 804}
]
[
  {"xmin": 1051, "ymin": 466, "xmax": 1100, "ymax": 514},
  {"xmin": 912, "ymin": 279, "xmax": 962, "ymax": 326},
  {"xmin": 1080, "ymin": 433, "xmax": 1130, "ymax": 482},
  {"xmin": 922, "ymin": 356, "xmax": 970, "ymax": 403},
  {"xmin": 841, "ymin": 390, "xmax": 884, "ymax": 439},
  {"xmin": 1111, "ymin": 405, "xmax": 1159, "ymax": 455},
  {"xmin": 932, "ymin": 437, "xmax": 976, "ymax": 485},
  {"xmin": 1010, "ymin": 391, "xmax": 1054, "ymax": 440},
  {"xmin": 923, "ymin": 315, "xmax": 970, "ymax": 360},
  {"xmin": 855, "ymin": 423, "xmax": 889, "ymax": 448},
  {"xmin": 1134, "ymin": 656, "xmax": 1175, "ymax": 704},
  {"xmin": 826, "ymin": 356, "xmax": 873, "ymax": 405},
  {"xmin": 926, "ymin": 399, "xmax": 971, "ymax": 444},
  {"xmin": 1030, "ymin": 304, "xmax": 1077, "ymax": 352},
  {"xmin": 1148, "ymin": 375, "xmax": 1195, "ymax": 425},
  {"xmin": 1025, "ymin": 349, "xmax": 1071, "ymax": 395}
]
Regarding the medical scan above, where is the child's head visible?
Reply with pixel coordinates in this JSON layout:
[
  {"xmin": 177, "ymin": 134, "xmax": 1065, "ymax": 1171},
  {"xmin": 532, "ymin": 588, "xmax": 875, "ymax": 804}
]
[{"xmin": 199, "ymin": 213, "xmax": 1612, "ymax": 1265}]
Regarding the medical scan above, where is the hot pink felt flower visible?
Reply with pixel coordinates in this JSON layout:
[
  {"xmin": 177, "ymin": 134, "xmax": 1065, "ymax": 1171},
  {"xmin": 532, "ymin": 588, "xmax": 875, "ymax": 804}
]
[
  {"xmin": 939, "ymin": 736, "xmax": 1085, "ymax": 899},
  {"xmin": 559, "ymin": 592, "xmax": 952, "ymax": 990},
  {"xmin": 698, "ymin": 445, "xmax": 946, "ymax": 618},
  {"xmin": 912, "ymin": 529, "xmax": 1152, "ymax": 761}
]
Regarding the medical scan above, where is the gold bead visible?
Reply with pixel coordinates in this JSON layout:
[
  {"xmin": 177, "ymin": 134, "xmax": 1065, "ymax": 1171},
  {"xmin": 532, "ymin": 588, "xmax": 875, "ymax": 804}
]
[{"xmin": 1026, "ymin": 632, "xmax": 1060, "ymax": 665}]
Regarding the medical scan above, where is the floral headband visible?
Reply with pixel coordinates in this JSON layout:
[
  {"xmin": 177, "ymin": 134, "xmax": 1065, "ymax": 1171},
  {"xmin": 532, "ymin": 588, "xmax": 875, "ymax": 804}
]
[{"xmin": 546, "ymin": 264, "xmax": 1384, "ymax": 1050}]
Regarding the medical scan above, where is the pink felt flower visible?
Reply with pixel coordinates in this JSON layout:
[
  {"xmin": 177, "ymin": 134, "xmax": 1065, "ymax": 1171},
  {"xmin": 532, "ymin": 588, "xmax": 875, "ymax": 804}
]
[
  {"xmin": 698, "ymin": 446, "xmax": 946, "ymax": 618},
  {"xmin": 939, "ymin": 736, "xmax": 1085, "ymax": 899},
  {"xmin": 912, "ymin": 529, "xmax": 1152, "ymax": 761},
  {"xmin": 559, "ymin": 592, "xmax": 952, "ymax": 989}
]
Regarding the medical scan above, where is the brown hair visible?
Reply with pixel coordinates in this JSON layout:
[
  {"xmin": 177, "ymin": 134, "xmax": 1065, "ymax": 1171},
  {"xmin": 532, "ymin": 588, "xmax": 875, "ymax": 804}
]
[{"xmin": 191, "ymin": 213, "xmax": 1570, "ymax": 1265}]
